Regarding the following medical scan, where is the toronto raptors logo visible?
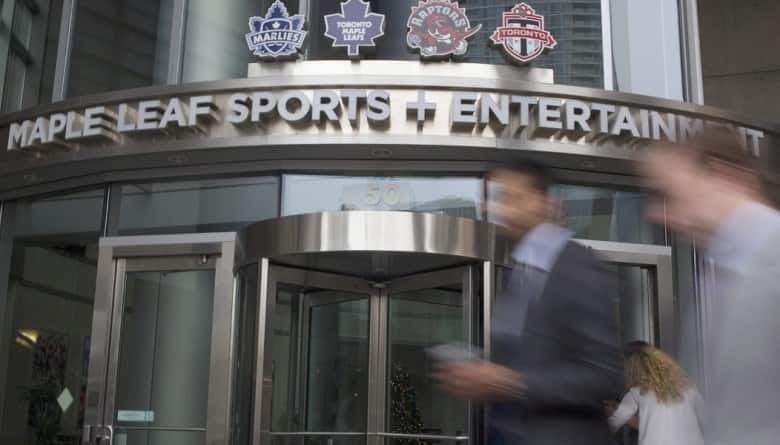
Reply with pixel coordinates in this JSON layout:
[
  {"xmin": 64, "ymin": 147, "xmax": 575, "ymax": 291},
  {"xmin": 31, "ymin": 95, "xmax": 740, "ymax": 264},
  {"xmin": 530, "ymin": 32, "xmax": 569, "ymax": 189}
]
[
  {"xmin": 406, "ymin": 0, "xmax": 482, "ymax": 59},
  {"xmin": 491, "ymin": 3, "xmax": 557, "ymax": 63}
]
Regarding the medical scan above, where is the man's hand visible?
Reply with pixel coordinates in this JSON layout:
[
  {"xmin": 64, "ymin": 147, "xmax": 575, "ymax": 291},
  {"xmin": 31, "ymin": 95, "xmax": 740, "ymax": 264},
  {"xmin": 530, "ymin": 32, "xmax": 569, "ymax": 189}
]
[{"xmin": 433, "ymin": 360, "xmax": 526, "ymax": 401}]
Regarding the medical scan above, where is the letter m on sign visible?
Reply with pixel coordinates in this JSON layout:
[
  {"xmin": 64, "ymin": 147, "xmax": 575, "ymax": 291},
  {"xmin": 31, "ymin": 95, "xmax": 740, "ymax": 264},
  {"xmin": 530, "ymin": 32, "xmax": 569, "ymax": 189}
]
[{"xmin": 8, "ymin": 121, "xmax": 31, "ymax": 150}]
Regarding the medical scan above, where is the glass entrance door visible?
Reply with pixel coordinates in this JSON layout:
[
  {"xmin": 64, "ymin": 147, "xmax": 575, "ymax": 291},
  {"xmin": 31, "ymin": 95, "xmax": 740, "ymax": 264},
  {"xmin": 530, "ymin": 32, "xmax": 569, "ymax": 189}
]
[
  {"xmin": 82, "ymin": 234, "xmax": 236, "ymax": 445},
  {"xmin": 254, "ymin": 264, "xmax": 477, "ymax": 445}
]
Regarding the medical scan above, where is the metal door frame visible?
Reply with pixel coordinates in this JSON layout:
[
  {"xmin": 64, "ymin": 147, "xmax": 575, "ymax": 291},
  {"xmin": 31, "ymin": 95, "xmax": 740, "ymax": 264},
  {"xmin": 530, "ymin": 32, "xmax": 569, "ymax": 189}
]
[
  {"xmin": 380, "ymin": 266, "xmax": 476, "ymax": 444},
  {"xmin": 84, "ymin": 233, "xmax": 237, "ymax": 445},
  {"xmin": 256, "ymin": 263, "xmax": 478, "ymax": 445},
  {"xmin": 256, "ymin": 263, "xmax": 377, "ymax": 444},
  {"xmin": 579, "ymin": 240, "xmax": 675, "ymax": 351}
]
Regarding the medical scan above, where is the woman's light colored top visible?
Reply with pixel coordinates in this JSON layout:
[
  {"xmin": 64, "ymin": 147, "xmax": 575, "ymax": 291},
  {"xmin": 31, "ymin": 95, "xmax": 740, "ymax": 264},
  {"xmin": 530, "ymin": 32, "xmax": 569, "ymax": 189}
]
[{"xmin": 608, "ymin": 386, "xmax": 704, "ymax": 445}]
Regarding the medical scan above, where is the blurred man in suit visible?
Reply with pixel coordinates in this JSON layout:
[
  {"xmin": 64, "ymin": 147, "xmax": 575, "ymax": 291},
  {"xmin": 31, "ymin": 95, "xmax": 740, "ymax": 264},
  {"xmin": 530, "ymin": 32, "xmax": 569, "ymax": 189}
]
[
  {"xmin": 435, "ymin": 160, "xmax": 623, "ymax": 445},
  {"xmin": 641, "ymin": 128, "xmax": 780, "ymax": 445}
]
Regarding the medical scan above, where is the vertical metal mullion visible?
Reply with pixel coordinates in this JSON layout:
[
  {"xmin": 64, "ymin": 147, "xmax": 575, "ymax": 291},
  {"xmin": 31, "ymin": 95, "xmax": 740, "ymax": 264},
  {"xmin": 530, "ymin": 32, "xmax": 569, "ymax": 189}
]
[
  {"xmin": 678, "ymin": 0, "xmax": 704, "ymax": 103},
  {"xmin": 102, "ymin": 257, "xmax": 127, "ymax": 428},
  {"xmin": 299, "ymin": 0, "xmax": 311, "ymax": 60},
  {"xmin": 252, "ymin": 259, "xmax": 272, "ymax": 445},
  {"xmin": 600, "ymin": 0, "xmax": 615, "ymax": 91},
  {"xmin": 167, "ymin": 0, "xmax": 188, "ymax": 84},
  {"xmin": 206, "ymin": 240, "xmax": 237, "ymax": 445},
  {"xmin": 462, "ymin": 266, "xmax": 476, "ymax": 443},
  {"xmin": 101, "ymin": 184, "xmax": 122, "ymax": 237},
  {"xmin": 481, "ymin": 261, "xmax": 495, "ymax": 445},
  {"xmin": 52, "ymin": 0, "xmax": 77, "ymax": 101},
  {"xmin": 0, "ymin": 0, "xmax": 18, "ymax": 108},
  {"xmin": 366, "ymin": 286, "xmax": 387, "ymax": 445},
  {"xmin": 0, "ymin": 201, "xmax": 14, "ymax": 428}
]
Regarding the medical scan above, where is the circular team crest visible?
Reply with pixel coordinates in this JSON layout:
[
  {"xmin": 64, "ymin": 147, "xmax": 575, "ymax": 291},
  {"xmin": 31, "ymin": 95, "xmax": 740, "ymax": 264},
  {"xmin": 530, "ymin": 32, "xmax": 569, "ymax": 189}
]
[
  {"xmin": 406, "ymin": 0, "xmax": 482, "ymax": 59},
  {"xmin": 491, "ymin": 3, "xmax": 557, "ymax": 63}
]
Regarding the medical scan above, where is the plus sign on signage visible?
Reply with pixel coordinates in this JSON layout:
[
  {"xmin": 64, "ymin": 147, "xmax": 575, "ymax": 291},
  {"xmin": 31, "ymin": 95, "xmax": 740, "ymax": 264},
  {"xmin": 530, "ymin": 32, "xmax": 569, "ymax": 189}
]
[{"xmin": 491, "ymin": 3, "xmax": 557, "ymax": 63}]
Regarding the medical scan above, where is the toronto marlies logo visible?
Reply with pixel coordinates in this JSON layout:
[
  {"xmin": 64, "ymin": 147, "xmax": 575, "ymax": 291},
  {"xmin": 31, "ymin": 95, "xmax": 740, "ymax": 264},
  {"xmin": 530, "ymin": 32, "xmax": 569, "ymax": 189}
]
[
  {"xmin": 491, "ymin": 3, "xmax": 557, "ymax": 63},
  {"xmin": 245, "ymin": 0, "xmax": 307, "ymax": 59},
  {"xmin": 324, "ymin": 0, "xmax": 385, "ymax": 58},
  {"xmin": 406, "ymin": 0, "xmax": 482, "ymax": 59}
]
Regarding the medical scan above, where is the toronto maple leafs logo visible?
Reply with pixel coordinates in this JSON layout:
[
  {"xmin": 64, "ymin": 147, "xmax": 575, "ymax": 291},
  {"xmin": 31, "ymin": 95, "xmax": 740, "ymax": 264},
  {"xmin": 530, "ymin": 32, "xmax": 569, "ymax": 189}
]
[
  {"xmin": 245, "ymin": 0, "xmax": 307, "ymax": 59},
  {"xmin": 324, "ymin": 0, "xmax": 385, "ymax": 57},
  {"xmin": 407, "ymin": 0, "xmax": 482, "ymax": 59}
]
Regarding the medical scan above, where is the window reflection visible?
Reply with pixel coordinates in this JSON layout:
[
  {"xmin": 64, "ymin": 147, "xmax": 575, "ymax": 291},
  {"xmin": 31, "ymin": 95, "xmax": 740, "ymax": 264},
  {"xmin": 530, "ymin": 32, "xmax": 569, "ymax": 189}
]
[
  {"xmin": 282, "ymin": 175, "xmax": 484, "ymax": 220},
  {"xmin": 0, "ymin": 190, "xmax": 104, "ymax": 445},
  {"xmin": 0, "ymin": 0, "xmax": 62, "ymax": 112},
  {"xmin": 553, "ymin": 184, "xmax": 664, "ymax": 245},
  {"xmin": 68, "ymin": 0, "xmax": 173, "ymax": 96},
  {"xmin": 182, "ymin": 0, "xmax": 264, "ymax": 82},
  {"xmin": 118, "ymin": 177, "xmax": 280, "ymax": 235}
]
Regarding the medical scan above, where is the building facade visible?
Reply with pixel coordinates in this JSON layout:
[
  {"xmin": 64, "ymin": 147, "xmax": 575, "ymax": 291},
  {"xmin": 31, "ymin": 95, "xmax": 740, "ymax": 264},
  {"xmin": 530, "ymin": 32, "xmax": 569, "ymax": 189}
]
[{"xmin": 0, "ymin": 1, "xmax": 776, "ymax": 445}]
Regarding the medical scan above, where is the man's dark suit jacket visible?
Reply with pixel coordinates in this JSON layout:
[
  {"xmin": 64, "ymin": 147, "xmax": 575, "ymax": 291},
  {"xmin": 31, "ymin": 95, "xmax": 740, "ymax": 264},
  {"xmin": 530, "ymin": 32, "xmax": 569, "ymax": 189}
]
[{"xmin": 489, "ymin": 240, "xmax": 623, "ymax": 445}]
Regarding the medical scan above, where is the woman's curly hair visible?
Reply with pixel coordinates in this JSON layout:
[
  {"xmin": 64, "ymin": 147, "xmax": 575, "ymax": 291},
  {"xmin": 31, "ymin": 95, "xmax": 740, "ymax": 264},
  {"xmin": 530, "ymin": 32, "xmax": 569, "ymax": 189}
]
[{"xmin": 624, "ymin": 341, "xmax": 690, "ymax": 404}]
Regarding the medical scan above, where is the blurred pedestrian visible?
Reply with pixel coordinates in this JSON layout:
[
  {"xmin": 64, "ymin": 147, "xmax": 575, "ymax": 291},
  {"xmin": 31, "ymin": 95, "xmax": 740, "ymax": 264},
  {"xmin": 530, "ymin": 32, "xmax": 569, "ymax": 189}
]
[
  {"xmin": 641, "ymin": 128, "xmax": 780, "ymax": 445},
  {"xmin": 606, "ymin": 341, "xmax": 704, "ymax": 445},
  {"xmin": 435, "ymin": 159, "xmax": 623, "ymax": 445}
]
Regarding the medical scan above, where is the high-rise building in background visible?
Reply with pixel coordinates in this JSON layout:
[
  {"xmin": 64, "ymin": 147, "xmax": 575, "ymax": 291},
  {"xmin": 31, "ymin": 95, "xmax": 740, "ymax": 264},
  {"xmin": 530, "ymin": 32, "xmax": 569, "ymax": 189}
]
[{"xmin": 464, "ymin": 0, "xmax": 604, "ymax": 88}]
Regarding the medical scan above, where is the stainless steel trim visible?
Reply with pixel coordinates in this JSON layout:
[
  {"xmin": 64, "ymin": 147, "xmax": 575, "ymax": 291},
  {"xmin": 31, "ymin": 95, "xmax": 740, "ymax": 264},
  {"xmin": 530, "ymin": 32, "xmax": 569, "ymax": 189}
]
[
  {"xmin": 482, "ymin": 261, "xmax": 494, "ymax": 445},
  {"xmin": 253, "ymin": 259, "xmax": 270, "ymax": 445},
  {"xmin": 52, "ymin": 0, "xmax": 78, "ymax": 101},
  {"xmin": 656, "ymin": 253, "xmax": 676, "ymax": 353},
  {"xmin": 115, "ymin": 426, "xmax": 207, "ymax": 432},
  {"xmin": 679, "ymin": 0, "xmax": 704, "ymax": 104},
  {"xmin": 167, "ymin": 0, "xmax": 188, "ymax": 84},
  {"xmin": 102, "ymin": 258, "xmax": 127, "ymax": 426},
  {"xmin": 463, "ymin": 266, "xmax": 475, "ymax": 442},
  {"xmin": 84, "ymin": 244, "xmax": 116, "ymax": 428},
  {"xmin": 482, "ymin": 261, "xmax": 494, "ymax": 359},
  {"xmin": 124, "ymin": 256, "xmax": 216, "ymax": 272},
  {"xmin": 101, "ymin": 232, "xmax": 236, "ymax": 248},
  {"xmin": 207, "ymin": 239, "xmax": 236, "ymax": 445},
  {"xmin": 376, "ymin": 432, "xmax": 470, "ymax": 441},
  {"xmin": 267, "ymin": 432, "xmax": 366, "ymax": 437},
  {"xmin": 88, "ymin": 234, "xmax": 237, "ymax": 445},
  {"xmin": 601, "ymin": 0, "xmax": 615, "ymax": 91},
  {"xmin": 581, "ymin": 239, "xmax": 676, "ymax": 351},
  {"xmin": 239, "ymin": 211, "xmax": 509, "ymax": 267}
]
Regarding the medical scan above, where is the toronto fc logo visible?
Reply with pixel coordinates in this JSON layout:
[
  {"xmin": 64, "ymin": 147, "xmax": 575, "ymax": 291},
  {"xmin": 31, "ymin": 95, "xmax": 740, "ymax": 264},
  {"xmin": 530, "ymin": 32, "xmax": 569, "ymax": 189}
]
[
  {"xmin": 491, "ymin": 3, "xmax": 557, "ymax": 63},
  {"xmin": 406, "ymin": 0, "xmax": 482, "ymax": 59}
]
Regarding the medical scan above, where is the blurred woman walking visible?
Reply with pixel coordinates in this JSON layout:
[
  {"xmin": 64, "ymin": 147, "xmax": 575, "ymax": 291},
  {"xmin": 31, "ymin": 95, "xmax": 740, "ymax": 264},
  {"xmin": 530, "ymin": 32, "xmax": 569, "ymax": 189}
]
[{"xmin": 606, "ymin": 341, "xmax": 704, "ymax": 445}]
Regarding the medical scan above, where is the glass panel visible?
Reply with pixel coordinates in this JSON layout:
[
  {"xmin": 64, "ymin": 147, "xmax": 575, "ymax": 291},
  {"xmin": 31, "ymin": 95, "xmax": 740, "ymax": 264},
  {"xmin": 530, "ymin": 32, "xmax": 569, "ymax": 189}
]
[
  {"xmin": 282, "ymin": 175, "xmax": 483, "ymax": 220},
  {"xmin": 610, "ymin": 0, "xmax": 683, "ymax": 98},
  {"xmin": 115, "ymin": 270, "xmax": 214, "ymax": 435},
  {"xmin": 0, "ymin": 191, "xmax": 103, "ymax": 445},
  {"xmin": 11, "ymin": 189, "xmax": 105, "ymax": 238},
  {"xmin": 553, "ymin": 184, "xmax": 664, "ymax": 244},
  {"xmin": 182, "ymin": 0, "xmax": 261, "ymax": 82},
  {"xmin": 68, "ymin": 0, "xmax": 173, "ymax": 97},
  {"xmin": 117, "ymin": 177, "xmax": 280, "ymax": 235},
  {"xmin": 231, "ymin": 264, "xmax": 259, "ymax": 445},
  {"xmin": 698, "ymin": 0, "xmax": 778, "ymax": 122},
  {"xmin": 388, "ymin": 287, "xmax": 468, "ymax": 439},
  {"xmin": 307, "ymin": 297, "xmax": 369, "ymax": 432},
  {"xmin": 0, "ymin": 0, "xmax": 62, "ymax": 112},
  {"xmin": 607, "ymin": 264, "xmax": 656, "ymax": 345},
  {"xmin": 269, "ymin": 283, "xmax": 369, "ymax": 435}
]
